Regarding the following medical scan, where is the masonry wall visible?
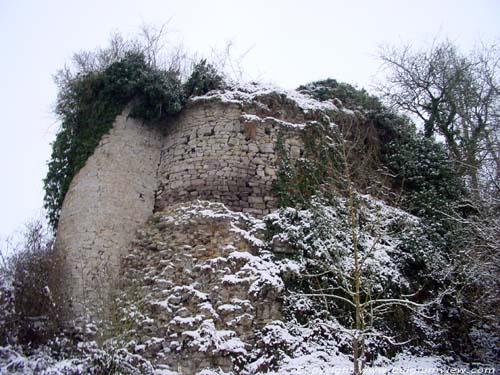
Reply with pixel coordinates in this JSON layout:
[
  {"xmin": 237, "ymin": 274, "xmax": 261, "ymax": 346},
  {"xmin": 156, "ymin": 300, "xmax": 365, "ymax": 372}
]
[
  {"xmin": 119, "ymin": 202, "xmax": 283, "ymax": 373},
  {"xmin": 55, "ymin": 111, "xmax": 162, "ymax": 318},
  {"xmin": 155, "ymin": 100, "xmax": 303, "ymax": 217},
  {"xmin": 56, "ymin": 98, "xmax": 304, "ymax": 321}
]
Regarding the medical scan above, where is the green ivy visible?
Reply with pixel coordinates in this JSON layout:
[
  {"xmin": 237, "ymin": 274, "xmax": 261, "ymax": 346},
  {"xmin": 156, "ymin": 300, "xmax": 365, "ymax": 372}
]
[
  {"xmin": 183, "ymin": 59, "xmax": 225, "ymax": 97},
  {"xmin": 375, "ymin": 115, "xmax": 465, "ymax": 227},
  {"xmin": 289, "ymin": 79, "xmax": 466, "ymax": 224},
  {"xmin": 44, "ymin": 50, "xmax": 226, "ymax": 231},
  {"xmin": 272, "ymin": 123, "xmax": 343, "ymax": 209},
  {"xmin": 44, "ymin": 52, "xmax": 186, "ymax": 230},
  {"xmin": 298, "ymin": 78, "xmax": 383, "ymax": 111}
]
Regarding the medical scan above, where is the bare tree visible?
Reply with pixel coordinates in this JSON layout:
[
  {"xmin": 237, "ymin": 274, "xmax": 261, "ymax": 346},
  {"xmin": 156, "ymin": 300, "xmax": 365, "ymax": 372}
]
[
  {"xmin": 336, "ymin": 128, "xmax": 441, "ymax": 374},
  {"xmin": 377, "ymin": 39, "xmax": 500, "ymax": 198},
  {"xmin": 0, "ymin": 218, "xmax": 62, "ymax": 346},
  {"xmin": 282, "ymin": 123, "xmax": 444, "ymax": 374}
]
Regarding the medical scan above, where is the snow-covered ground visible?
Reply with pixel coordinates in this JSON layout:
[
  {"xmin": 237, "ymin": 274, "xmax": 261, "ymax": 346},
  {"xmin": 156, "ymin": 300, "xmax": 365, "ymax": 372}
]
[
  {"xmin": 2, "ymin": 198, "xmax": 497, "ymax": 374},
  {"xmin": 1, "ymin": 343, "xmax": 496, "ymax": 375}
]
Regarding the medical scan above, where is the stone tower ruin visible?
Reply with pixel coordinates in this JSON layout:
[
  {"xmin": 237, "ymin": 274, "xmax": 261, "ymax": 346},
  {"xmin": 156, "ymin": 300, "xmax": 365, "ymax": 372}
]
[{"xmin": 54, "ymin": 87, "xmax": 333, "ymax": 321}]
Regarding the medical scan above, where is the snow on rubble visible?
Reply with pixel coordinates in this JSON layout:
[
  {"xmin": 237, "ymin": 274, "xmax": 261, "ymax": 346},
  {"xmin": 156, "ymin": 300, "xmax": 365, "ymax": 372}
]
[
  {"xmin": 191, "ymin": 81, "xmax": 340, "ymax": 113},
  {"xmin": 1, "ymin": 200, "xmax": 493, "ymax": 374}
]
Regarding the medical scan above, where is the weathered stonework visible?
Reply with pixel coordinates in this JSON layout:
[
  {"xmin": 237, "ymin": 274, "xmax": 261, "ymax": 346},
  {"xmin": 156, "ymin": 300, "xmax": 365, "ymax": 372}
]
[
  {"xmin": 55, "ymin": 89, "xmax": 330, "ymax": 324},
  {"xmin": 117, "ymin": 202, "xmax": 283, "ymax": 374},
  {"xmin": 55, "ymin": 112, "xmax": 163, "ymax": 318},
  {"xmin": 155, "ymin": 100, "xmax": 303, "ymax": 217}
]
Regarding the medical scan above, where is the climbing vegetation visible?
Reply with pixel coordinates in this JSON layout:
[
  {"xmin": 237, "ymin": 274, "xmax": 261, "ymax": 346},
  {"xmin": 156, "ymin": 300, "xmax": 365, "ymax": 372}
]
[
  {"xmin": 184, "ymin": 59, "xmax": 225, "ymax": 97},
  {"xmin": 44, "ymin": 34, "xmax": 224, "ymax": 230},
  {"xmin": 276, "ymin": 79, "xmax": 465, "ymax": 226},
  {"xmin": 269, "ymin": 79, "xmax": 495, "ymax": 366}
]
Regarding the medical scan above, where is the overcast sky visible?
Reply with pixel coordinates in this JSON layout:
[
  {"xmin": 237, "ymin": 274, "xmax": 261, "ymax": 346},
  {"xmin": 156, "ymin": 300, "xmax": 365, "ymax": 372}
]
[{"xmin": 0, "ymin": 0, "xmax": 499, "ymax": 241}]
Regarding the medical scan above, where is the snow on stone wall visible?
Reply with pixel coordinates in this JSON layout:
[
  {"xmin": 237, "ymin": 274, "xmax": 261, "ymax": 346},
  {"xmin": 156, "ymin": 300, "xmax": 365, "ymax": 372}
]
[
  {"xmin": 155, "ymin": 100, "xmax": 303, "ymax": 217},
  {"xmin": 55, "ymin": 94, "xmax": 306, "ymax": 322},
  {"xmin": 118, "ymin": 202, "xmax": 284, "ymax": 373}
]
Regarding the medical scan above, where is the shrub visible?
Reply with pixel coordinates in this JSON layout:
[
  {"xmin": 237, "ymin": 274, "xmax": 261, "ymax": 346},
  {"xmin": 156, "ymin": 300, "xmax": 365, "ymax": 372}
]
[
  {"xmin": 0, "ymin": 341, "xmax": 155, "ymax": 374},
  {"xmin": 184, "ymin": 59, "xmax": 225, "ymax": 97},
  {"xmin": 0, "ymin": 219, "xmax": 62, "ymax": 347},
  {"xmin": 380, "ymin": 125, "xmax": 465, "ymax": 225},
  {"xmin": 298, "ymin": 78, "xmax": 383, "ymax": 111},
  {"xmin": 44, "ymin": 51, "xmax": 185, "ymax": 230},
  {"xmin": 295, "ymin": 78, "xmax": 466, "ymax": 226},
  {"xmin": 44, "ymin": 38, "xmax": 227, "ymax": 231},
  {"xmin": 265, "ymin": 196, "xmax": 451, "ymax": 355},
  {"xmin": 130, "ymin": 68, "xmax": 185, "ymax": 120}
]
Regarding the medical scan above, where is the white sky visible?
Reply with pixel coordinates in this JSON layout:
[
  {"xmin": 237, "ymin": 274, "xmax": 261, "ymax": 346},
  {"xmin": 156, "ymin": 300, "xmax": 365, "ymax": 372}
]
[{"xmin": 0, "ymin": 0, "xmax": 499, "ymax": 240}]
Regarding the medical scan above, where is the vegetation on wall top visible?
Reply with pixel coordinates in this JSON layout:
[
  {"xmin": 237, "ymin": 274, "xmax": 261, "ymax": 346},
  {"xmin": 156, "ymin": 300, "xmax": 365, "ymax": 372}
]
[
  {"xmin": 298, "ymin": 78, "xmax": 383, "ymax": 111},
  {"xmin": 43, "ymin": 34, "xmax": 224, "ymax": 230},
  {"xmin": 276, "ymin": 78, "xmax": 466, "ymax": 227},
  {"xmin": 270, "ymin": 78, "xmax": 495, "ymax": 369},
  {"xmin": 4, "ymin": 33, "xmax": 497, "ymax": 371}
]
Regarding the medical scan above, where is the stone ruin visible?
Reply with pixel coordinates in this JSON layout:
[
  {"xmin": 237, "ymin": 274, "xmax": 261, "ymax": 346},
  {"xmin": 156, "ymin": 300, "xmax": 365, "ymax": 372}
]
[{"xmin": 54, "ymin": 86, "xmax": 338, "ymax": 372}]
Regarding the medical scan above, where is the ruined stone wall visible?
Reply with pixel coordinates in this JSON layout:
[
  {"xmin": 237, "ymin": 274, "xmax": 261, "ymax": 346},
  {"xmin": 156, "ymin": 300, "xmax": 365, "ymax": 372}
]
[
  {"xmin": 155, "ymin": 100, "xmax": 303, "ymax": 217},
  {"xmin": 118, "ymin": 202, "xmax": 283, "ymax": 374},
  {"xmin": 55, "ymin": 110, "xmax": 163, "ymax": 318},
  {"xmin": 56, "ymin": 97, "xmax": 305, "ymax": 321}
]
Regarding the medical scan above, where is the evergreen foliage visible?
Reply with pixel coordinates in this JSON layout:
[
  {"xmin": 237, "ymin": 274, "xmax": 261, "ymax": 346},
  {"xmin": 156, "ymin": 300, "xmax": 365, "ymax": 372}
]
[
  {"xmin": 44, "ymin": 49, "xmax": 225, "ymax": 230},
  {"xmin": 383, "ymin": 134, "xmax": 464, "ymax": 219},
  {"xmin": 270, "ymin": 79, "xmax": 485, "ymax": 365},
  {"xmin": 279, "ymin": 79, "xmax": 466, "ymax": 226},
  {"xmin": 272, "ymin": 125, "xmax": 340, "ymax": 208},
  {"xmin": 266, "ymin": 196, "xmax": 451, "ymax": 358},
  {"xmin": 44, "ymin": 51, "xmax": 183, "ymax": 229},
  {"xmin": 20, "ymin": 33, "xmax": 499, "ymax": 369},
  {"xmin": 369, "ymin": 110, "xmax": 465, "ymax": 226},
  {"xmin": 298, "ymin": 78, "xmax": 382, "ymax": 111},
  {"xmin": 183, "ymin": 59, "xmax": 225, "ymax": 97}
]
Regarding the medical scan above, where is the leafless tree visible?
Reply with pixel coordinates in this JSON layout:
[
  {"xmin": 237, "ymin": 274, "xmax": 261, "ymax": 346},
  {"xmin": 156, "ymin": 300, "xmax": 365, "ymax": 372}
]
[
  {"xmin": 377, "ymin": 39, "xmax": 500, "ymax": 199},
  {"xmin": 0, "ymin": 218, "xmax": 62, "ymax": 345},
  {"xmin": 289, "ymin": 124, "xmax": 444, "ymax": 374}
]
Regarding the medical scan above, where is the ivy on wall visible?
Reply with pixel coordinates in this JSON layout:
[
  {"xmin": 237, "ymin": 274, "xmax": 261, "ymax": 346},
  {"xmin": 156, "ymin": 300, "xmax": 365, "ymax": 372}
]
[
  {"xmin": 44, "ymin": 49, "xmax": 223, "ymax": 230},
  {"xmin": 274, "ymin": 79, "xmax": 466, "ymax": 226}
]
